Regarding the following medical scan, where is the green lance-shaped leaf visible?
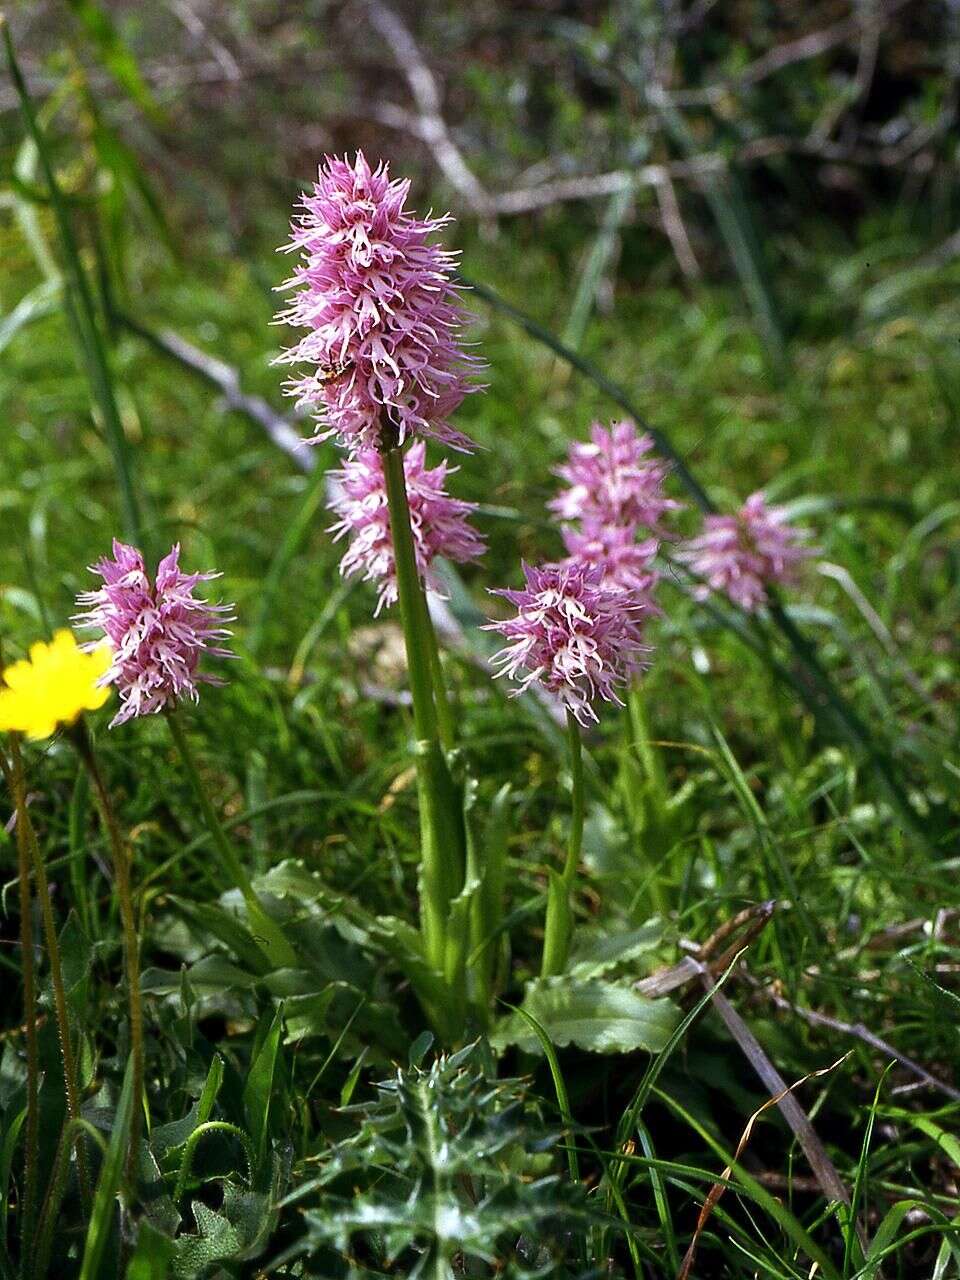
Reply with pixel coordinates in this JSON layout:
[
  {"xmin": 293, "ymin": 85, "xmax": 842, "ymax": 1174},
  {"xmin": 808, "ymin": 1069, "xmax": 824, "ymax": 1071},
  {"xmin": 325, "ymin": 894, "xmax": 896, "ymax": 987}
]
[
  {"xmin": 492, "ymin": 977, "xmax": 679, "ymax": 1056},
  {"xmin": 242, "ymin": 1006, "xmax": 284, "ymax": 1174}
]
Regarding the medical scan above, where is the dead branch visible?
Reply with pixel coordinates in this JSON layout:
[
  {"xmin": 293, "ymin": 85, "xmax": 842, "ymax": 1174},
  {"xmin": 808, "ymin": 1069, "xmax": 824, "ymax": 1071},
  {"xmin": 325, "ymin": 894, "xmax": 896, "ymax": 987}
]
[
  {"xmin": 362, "ymin": 0, "xmax": 494, "ymax": 215},
  {"xmin": 749, "ymin": 975, "xmax": 960, "ymax": 1103}
]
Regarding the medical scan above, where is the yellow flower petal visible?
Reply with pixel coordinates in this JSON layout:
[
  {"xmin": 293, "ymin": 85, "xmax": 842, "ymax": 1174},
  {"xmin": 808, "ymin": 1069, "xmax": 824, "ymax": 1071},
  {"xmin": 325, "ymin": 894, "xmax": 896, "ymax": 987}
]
[{"xmin": 0, "ymin": 630, "xmax": 114, "ymax": 740}]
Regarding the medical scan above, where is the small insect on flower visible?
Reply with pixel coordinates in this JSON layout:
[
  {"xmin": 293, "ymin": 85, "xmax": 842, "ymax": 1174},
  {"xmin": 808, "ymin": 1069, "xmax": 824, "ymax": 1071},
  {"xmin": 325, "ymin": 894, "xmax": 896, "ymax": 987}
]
[
  {"xmin": 329, "ymin": 441, "xmax": 486, "ymax": 615},
  {"xmin": 0, "ymin": 630, "xmax": 112, "ymax": 741},
  {"xmin": 314, "ymin": 360, "xmax": 354, "ymax": 387},
  {"xmin": 75, "ymin": 540, "xmax": 235, "ymax": 726},
  {"xmin": 678, "ymin": 490, "xmax": 814, "ymax": 612},
  {"xmin": 485, "ymin": 560, "xmax": 651, "ymax": 727}
]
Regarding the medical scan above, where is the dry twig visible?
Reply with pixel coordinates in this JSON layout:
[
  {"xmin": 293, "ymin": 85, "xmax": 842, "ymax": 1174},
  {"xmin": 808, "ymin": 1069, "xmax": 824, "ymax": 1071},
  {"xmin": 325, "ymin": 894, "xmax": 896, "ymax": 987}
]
[
  {"xmin": 677, "ymin": 1051, "xmax": 853, "ymax": 1280},
  {"xmin": 362, "ymin": 0, "xmax": 494, "ymax": 215}
]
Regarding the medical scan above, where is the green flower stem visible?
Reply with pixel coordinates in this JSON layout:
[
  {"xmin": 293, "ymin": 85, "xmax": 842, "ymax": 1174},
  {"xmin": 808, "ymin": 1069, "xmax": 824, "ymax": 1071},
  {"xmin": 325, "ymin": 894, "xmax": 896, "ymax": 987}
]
[
  {"xmin": 71, "ymin": 724, "xmax": 144, "ymax": 1188},
  {"xmin": 381, "ymin": 443, "xmax": 465, "ymax": 979},
  {"xmin": 540, "ymin": 712, "xmax": 585, "ymax": 977},
  {"xmin": 5, "ymin": 735, "xmax": 92, "ymax": 1206},
  {"xmin": 0, "ymin": 743, "xmax": 38, "ymax": 1268},
  {"xmin": 172, "ymin": 1121, "xmax": 255, "ymax": 1207},
  {"xmin": 164, "ymin": 708, "xmax": 296, "ymax": 969},
  {"xmin": 381, "ymin": 445, "xmax": 439, "ymax": 741},
  {"xmin": 424, "ymin": 615, "xmax": 456, "ymax": 755}
]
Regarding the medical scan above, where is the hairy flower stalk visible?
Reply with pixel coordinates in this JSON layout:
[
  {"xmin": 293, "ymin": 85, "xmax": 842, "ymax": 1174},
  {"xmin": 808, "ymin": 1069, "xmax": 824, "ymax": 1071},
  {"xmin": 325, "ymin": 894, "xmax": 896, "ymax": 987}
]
[
  {"xmin": 678, "ymin": 491, "xmax": 813, "ymax": 611},
  {"xmin": 0, "ymin": 628, "xmax": 144, "ymax": 1193},
  {"xmin": 76, "ymin": 541, "xmax": 295, "ymax": 970},
  {"xmin": 487, "ymin": 560, "xmax": 650, "ymax": 974},
  {"xmin": 0, "ymin": 631, "xmax": 120, "ymax": 1211},
  {"xmin": 3, "ymin": 736, "xmax": 91, "ymax": 1206},
  {"xmin": 0, "ymin": 733, "xmax": 39, "ymax": 1253},
  {"xmin": 275, "ymin": 151, "xmax": 481, "ymax": 452}
]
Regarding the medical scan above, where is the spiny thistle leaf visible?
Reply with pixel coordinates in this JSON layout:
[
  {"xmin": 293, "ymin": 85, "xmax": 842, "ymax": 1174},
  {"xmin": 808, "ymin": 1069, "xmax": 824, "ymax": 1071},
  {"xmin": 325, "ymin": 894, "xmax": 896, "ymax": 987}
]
[{"xmin": 279, "ymin": 1042, "xmax": 604, "ymax": 1277}]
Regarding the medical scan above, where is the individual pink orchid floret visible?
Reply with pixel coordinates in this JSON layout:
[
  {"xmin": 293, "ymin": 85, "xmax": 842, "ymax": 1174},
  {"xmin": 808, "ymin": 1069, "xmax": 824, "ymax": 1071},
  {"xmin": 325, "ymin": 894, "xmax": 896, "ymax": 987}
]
[
  {"xmin": 274, "ymin": 151, "xmax": 481, "ymax": 453},
  {"xmin": 485, "ymin": 560, "xmax": 651, "ymax": 726},
  {"xmin": 74, "ymin": 540, "xmax": 235, "ymax": 726},
  {"xmin": 561, "ymin": 522, "xmax": 660, "ymax": 598},
  {"xmin": 549, "ymin": 419, "xmax": 682, "ymax": 536},
  {"xmin": 329, "ymin": 440, "xmax": 486, "ymax": 615},
  {"xmin": 678, "ymin": 491, "xmax": 813, "ymax": 612}
]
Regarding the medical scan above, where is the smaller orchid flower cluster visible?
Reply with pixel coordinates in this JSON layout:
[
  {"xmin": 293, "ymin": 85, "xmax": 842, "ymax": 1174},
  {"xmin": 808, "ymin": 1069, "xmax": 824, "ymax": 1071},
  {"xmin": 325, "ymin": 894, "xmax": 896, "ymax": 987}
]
[
  {"xmin": 486, "ymin": 417, "xmax": 816, "ymax": 723},
  {"xmin": 678, "ymin": 491, "xmax": 813, "ymax": 612},
  {"xmin": 551, "ymin": 418, "xmax": 679, "ymax": 597},
  {"xmin": 75, "ymin": 540, "xmax": 235, "ymax": 726},
  {"xmin": 329, "ymin": 442, "xmax": 486, "ymax": 615},
  {"xmin": 0, "ymin": 543, "xmax": 236, "ymax": 741},
  {"xmin": 487, "ymin": 420, "xmax": 671, "ymax": 726},
  {"xmin": 486, "ymin": 560, "xmax": 650, "ymax": 726}
]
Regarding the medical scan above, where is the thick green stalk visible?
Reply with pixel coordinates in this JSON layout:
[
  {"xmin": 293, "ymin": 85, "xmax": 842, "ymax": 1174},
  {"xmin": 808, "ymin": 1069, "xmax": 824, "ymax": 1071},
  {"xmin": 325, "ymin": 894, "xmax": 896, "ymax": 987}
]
[
  {"xmin": 7, "ymin": 738, "xmax": 91, "ymax": 1206},
  {"xmin": 381, "ymin": 443, "xmax": 465, "ymax": 978},
  {"xmin": 165, "ymin": 708, "xmax": 296, "ymax": 969},
  {"xmin": 381, "ymin": 446, "xmax": 439, "ymax": 741},
  {"xmin": 424, "ymin": 618, "xmax": 456, "ymax": 754},
  {"xmin": 0, "ymin": 745, "xmax": 38, "ymax": 1272},
  {"xmin": 540, "ymin": 713, "xmax": 585, "ymax": 977},
  {"xmin": 72, "ymin": 726, "xmax": 143, "ymax": 1188}
]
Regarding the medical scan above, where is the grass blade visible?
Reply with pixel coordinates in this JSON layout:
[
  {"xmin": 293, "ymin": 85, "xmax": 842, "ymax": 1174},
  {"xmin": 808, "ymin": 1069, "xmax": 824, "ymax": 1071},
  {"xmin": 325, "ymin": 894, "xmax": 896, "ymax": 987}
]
[
  {"xmin": 2, "ymin": 18, "xmax": 144, "ymax": 545},
  {"xmin": 78, "ymin": 1053, "xmax": 135, "ymax": 1280}
]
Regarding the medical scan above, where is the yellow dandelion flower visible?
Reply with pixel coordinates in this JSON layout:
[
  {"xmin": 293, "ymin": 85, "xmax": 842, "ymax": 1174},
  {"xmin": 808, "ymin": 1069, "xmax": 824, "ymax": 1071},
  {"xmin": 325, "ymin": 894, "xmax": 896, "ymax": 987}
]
[{"xmin": 0, "ymin": 629, "xmax": 113, "ymax": 741}]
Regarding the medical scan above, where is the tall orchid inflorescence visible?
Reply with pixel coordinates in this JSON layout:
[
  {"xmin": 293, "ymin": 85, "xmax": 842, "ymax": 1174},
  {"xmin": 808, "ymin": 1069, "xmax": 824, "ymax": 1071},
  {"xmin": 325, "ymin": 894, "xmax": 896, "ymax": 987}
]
[
  {"xmin": 275, "ymin": 151, "xmax": 486, "ymax": 618},
  {"xmin": 75, "ymin": 541, "xmax": 235, "ymax": 725},
  {"xmin": 486, "ymin": 560, "xmax": 650, "ymax": 727},
  {"xmin": 275, "ymin": 153, "xmax": 488, "ymax": 1019},
  {"xmin": 679, "ymin": 491, "xmax": 813, "ymax": 611},
  {"xmin": 550, "ymin": 419, "xmax": 680, "ymax": 597},
  {"xmin": 275, "ymin": 151, "xmax": 481, "ymax": 453},
  {"xmin": 329, "ymin": 442, "xmax": 487, "ymax": 615}
]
